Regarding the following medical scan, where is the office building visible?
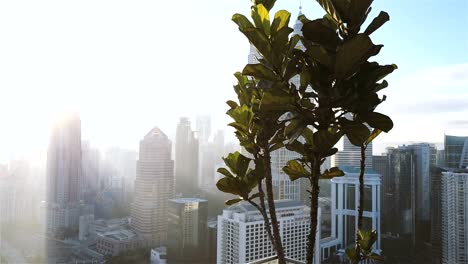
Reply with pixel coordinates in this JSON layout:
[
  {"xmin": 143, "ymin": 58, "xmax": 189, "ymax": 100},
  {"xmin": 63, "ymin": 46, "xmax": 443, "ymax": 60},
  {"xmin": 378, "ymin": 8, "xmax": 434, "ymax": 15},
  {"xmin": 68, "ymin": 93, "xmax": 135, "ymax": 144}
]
[
  {"xmin": 385, "ymin": 147, "xmax": 416, "ymax": 249},
  {"xmin": 46, "ymin": 113, "xmax": 92, "ymax": 234},
  {"xmin": 168, "ymin": 198, "xmax": 208, "ymax": 262},
  {"xmin": 131, "ymin": 127, "xmax": 174, "ymax": 246},
  {"xmin": 441, "ymin": 170, "xmax": 468, "ymax": 263},
  {"xmin": 217, "ymin": 200, "xmax": 319, "ymax": 264},
  {"xmin": 175, "ymin": 117, "xmax": 199, "ymax": 196},
  {"xmin": 444, "ymin": 135, "xmax": 468, "ymax": 169},
  {"xmin": 333, "ymin": 136, "xmax": 373, "ymax": 170},
  {"xmin": 330, "ymin": 166, "xmax": 381, "ymax": 251}
]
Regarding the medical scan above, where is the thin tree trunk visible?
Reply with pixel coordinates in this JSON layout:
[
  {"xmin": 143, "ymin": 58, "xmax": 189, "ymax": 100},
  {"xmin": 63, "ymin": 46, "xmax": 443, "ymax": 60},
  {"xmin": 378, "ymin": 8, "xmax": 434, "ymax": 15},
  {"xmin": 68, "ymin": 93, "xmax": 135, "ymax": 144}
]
[
  {"xmin": 263, "ymin": 150, "xmax": 286, "ymax": 264},
  {"xmin": 306, "ymin": 156, "xmax": 321, "ymax": 264},
  {"xmin": 357, "ymin": 145, "xmax": 366, "ymax": 231},
  {"xmin": 253, "ymin": 178, "xmax": 276, "ymax": 250}
]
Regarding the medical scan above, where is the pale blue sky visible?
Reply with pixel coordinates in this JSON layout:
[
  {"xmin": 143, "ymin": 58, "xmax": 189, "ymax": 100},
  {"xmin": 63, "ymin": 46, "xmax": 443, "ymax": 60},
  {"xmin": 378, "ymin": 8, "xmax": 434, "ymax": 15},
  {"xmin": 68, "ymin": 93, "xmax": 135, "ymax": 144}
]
[{"xmin": 0, "ymin": 0, "xmax": 467, "ymax": 163}]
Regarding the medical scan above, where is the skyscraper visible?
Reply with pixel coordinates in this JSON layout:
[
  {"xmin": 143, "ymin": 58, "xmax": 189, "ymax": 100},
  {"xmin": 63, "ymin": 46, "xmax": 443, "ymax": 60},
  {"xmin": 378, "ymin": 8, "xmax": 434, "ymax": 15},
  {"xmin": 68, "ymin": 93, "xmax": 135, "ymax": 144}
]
[
  {"xmin": 167, "ymin": 198, "xmax": 208, "ymax": 262},
  {"xmin": 46, "ymin": 114, "xmax": 92, "ymax": 234},
  {"xmin": 47, "ymin": 113, "xmax": 82, "ymax": 205},
  {"xmin": 441, "ymin": 170, "xmax": 468, "ymax": 263},
  {"xmin": 444, "ymin": 135, "xmax": 468, "ymax": 169},
  {"xmin": 131, "ymin": 127, "xmax": 174, "ymax": 246},
  {"xmin": 333, "ymin": 136, "xmax": 373, "ymax": 169},
  {"xmin": 385, "ymin": 147, "xmax": 416, "ymax": 249},
  {"xmin": 175, "ymin": 117, "xmax": 199, "ymax": 196}
]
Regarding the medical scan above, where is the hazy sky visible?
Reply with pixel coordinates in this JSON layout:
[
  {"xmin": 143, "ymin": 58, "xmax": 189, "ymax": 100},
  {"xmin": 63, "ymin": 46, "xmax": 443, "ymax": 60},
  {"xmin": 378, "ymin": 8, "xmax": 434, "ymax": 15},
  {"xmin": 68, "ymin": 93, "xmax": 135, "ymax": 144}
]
[{"xmin": 1, "ymin": 0, "xmax": 467, "ymax": 163}]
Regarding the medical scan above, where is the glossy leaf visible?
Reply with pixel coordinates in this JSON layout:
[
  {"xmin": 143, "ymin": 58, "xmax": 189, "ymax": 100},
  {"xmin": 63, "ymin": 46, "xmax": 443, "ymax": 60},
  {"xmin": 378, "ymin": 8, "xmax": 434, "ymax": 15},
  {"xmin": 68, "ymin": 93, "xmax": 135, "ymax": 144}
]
[
  {"xmin": 321, "ymin": 167, "xmax": 345, "ymax": 179},
  {"xmin": 283, "ymin": 160, "xmax": 310, "ymax": 181},
  {"xmin": 365, "ymin": 11, "xmax": 390, "ymax": 35},
  {"xmin": 335, "ymin": 34, "xmax": 376, "ymax": 79},
  {"xmin": 314, "ymin": 128, "xmax": 343, "ymax": 152},
  {"xmin": 359, "ymin": 112, "xmax": 393, "ymax": 132},
  {"xmin": 252, "ymin": 4, "xmax": 271, "ymax": 36},
  {"xmin": 217, "ymin": 167, "xmax": 234, "ymax": 178},
  {"xmin": 302, "ymin": 19, "xmax": 340, "ymax": 50},
  {"xmin": 242, "ymin": 64, "xmax": 276, "ymax": 81},
  {"xmin": 364, "ymin": 128, "xmax": 382, "ymax": 146},
  {"xmin": 316, "ymin": 0, "xmax": 342, "ymax": 24},
  {"xmin": 340, "ymin": 118, "xmax": 371, "ymax": 146},
  {"xmin": 225, "ymin": 198, "xmax": 243, "ymax": 205},
  {"xmin": 271, "ymin": 10, "xmax": 290, "ymax": 36}
]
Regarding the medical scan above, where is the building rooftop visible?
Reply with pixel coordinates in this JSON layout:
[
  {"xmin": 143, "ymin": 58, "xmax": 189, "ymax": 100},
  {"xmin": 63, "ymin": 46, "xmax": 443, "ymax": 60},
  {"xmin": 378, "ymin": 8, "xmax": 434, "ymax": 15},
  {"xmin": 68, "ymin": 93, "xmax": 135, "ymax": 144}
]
[
  {"xmin": 98, "ymin": 228, "xmax": 140, "ymax": 242},
  {"xmin": 340, "ymin": 165, "xmax": 378, "ymax": 175},
  {"xmin": 227, "ymin": 200, "xmax": 305, "ymax": 213},
  {"xmin": 169, "ymin": 197, "xmax": 208, "ymax": 203}
]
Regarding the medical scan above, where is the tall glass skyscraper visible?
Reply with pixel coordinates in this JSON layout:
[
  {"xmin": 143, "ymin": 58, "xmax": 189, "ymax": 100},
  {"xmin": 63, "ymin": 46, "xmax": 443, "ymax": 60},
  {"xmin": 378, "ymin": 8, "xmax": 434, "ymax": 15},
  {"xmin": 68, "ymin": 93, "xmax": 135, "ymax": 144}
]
[{"xmin": 444, "ymin": 135, "xmax": 468, "ymax": 169}]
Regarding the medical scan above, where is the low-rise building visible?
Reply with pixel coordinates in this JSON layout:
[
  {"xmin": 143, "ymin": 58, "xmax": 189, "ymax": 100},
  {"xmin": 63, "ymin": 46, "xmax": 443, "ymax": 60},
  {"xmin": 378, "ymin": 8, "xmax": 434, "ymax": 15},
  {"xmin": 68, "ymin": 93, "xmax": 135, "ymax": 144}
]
[{"xmin": 96, "ymin": 228, "xmax": 147, "ymax": 257}]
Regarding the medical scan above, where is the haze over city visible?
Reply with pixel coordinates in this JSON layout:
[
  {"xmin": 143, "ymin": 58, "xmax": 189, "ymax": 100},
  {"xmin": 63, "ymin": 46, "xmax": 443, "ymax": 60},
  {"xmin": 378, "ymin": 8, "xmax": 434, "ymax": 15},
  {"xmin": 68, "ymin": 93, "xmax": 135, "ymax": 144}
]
[
  {"xmin": 0, "ymin": 0, "xmax": 467, "ymax": 264},
  {"xmin": 1, "ymin": 0, "xmax": 467, "ymax": 163}
]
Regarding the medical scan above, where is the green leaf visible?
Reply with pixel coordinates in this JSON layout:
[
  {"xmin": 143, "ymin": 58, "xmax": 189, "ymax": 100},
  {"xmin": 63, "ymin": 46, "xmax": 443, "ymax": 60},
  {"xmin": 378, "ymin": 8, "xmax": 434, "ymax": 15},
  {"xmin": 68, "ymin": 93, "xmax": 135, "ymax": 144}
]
[
  {"xmin": 314, "ymin": 128, "xmax": 343, "ymax": 152},
  {"xmin": 232, "ymin": 13, "xmax": 255, "ymax": 31},
  {"xmin": 364, "ymin": 128, "xmax": 382, "ymax": 146},
  {"xmin": 226, "ymin": 100, "xmax": 239, "ymax": 109},
  {"xmin": 260, "ymin": 90, "xmax": 296, "ymax": 111},
  {"xmin": 271, "ymin": 10, "xmax": 290, "ymax": 36},
  {"xmin": 242, "ymin": 28, "xmax": 271, "ymax": 62},
  {"xmin": 217, "ymin": 167, "xmax": 234, "ymax": 178},
  {"xmin": 269, "ymin": 142, "xmax": 284, "ymax": 152},
  {"xmin": 340, "ymin": 118, "xmax": 370, "ymax": 146},
  {"xmin": 364, "ymin": 11, "xmax": 390, "ymax": 35},
  {"xmin": 216, "ymin": 177, "xmax": 242, "ymax": 196},
  {"xmin": 252, "ymin": 4, "xmax": 271, "ymax": 36},
  {"xmin": 335, "ymin": 34, "xmax": 376, "ymax": 79},
  {"xmin": 283, "ymin": 160, "xmax": 310, "ymax": 181},
  {"xmin": 307, "ymin": 46, "xmax": 334, "ymax": 70},
  {"xmin": 349, "ymin": 0, "xmax": 373, "ymax": 27},
  {"xmin": 321, "ymin": 167, "xmax": 345, "ymax": 179},
  {"xmin": 367, "ymin": 253, "xmax": 384, "ymax": 261},
  {"xmin": 222, "ymin": 152, "xmax": 252, "ymax": 178},
  {"xmin": 285, "ymin": 140, "xmax": 306, "ymax": 155},
  {"xmin": 253, "ymin": 0, "xmax": 276, "ymax": 11},
  {"xmin": 225, "ymin": 198, "xmax": 243, "ymax": 205},
  {"xmin": 242, "ymin": 64, "xmax": 276, "ymax": 81},
  {"xmin": 227, "ymin": 105, "xmax": 253, "ymax": 130},
  {"xmin": 359, "ymin": 112, "xmax": 393, "ymax": 132},
  {"xmin": 345, "ymin": 247, "xmax": 359, "ymax": 263},
  {"xmin": 302, "ymin": 19, "xmax": 340, "ymax": 50},
  {"xmin": 284, "ymin": 119, "xmax": 307, "ymax": 142},
  {"xmin": 302, "ymin": 127, "xmax": 314, "ymax": 145},
  {"xmin": 316, "ymin": 0, "xmax": 342, "ymax": 25}
]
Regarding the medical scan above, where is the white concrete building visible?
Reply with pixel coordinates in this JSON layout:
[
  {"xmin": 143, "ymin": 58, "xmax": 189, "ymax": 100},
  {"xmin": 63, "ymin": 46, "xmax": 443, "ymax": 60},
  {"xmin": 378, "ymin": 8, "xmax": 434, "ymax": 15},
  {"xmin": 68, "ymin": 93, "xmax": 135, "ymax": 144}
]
[
  {"xmin": 332, "ymin": 136, "xmax": 373, "ymax": 170},
  {"xmin": 216, "ymin": 200, "xmax": 320, "ymax": 264},
  {"xmin": 441, "ymin": 171, "xmax": 468, "ymax": 264},
  {"xmin": 151, "ymin": 246, "xmax": 168, "ymax": 264},
  {"xmin": 330, "ymin": 166, "xmax": 381, "ymax": 251},
  {"xmin": 131, "ymin": 127, "xmax": 174, "ymax": 246}
]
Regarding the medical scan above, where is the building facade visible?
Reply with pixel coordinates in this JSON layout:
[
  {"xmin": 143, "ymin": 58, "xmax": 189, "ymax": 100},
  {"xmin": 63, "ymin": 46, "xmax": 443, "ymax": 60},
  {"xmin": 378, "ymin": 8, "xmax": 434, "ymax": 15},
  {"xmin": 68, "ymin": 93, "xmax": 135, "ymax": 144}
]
[
  {"xmin": 167, "ymin": 198, "xmax": 208, "ymax": 262},
  {"xmin": 175, "ymin": 117, "xmax": 199, "ymax": 196},
  {"xmin": 445, "ymin": 135, "xmax": 468, "ymax": 169},
  {"xmin": 385, "ymin": 147, "xmax": 416, "ymax": 248},
  {"xmin": 46, "ymin": 113, "xmax": 91, "ymax": 234},
  {"xmin": 330, "ymin": 167, "xmax": 381, "ymax": 251},
  {"xmin": 131, "ymin": 127, "xmax": 174, "ymax": 246},
  {"xmin": 441, "ymin": 170, "xmax": 468, "ymax": 264},
  {"xmin": 216, "ymin": 200, "xmax": 319, "ymax": 264}
]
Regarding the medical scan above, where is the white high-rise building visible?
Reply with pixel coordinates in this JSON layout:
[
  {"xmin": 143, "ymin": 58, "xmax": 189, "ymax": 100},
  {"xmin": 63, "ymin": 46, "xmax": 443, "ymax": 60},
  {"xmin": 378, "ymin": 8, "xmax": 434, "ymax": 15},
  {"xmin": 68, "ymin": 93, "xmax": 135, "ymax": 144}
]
[
  {"xmin": 441, "ymin": 171, "xmax": 468, "ymax": 264},
  {"xmin": 330, "ymin": 166, "xmax": 381, "ymax": 251},
  {"xmin": 131, "ymin": 127, "xmax": 174, "ymax": 246},
  {"xmin": 333, "ymin": 136, "xmax": 373, "ymax": 169},
  {"xmin": 216, "ymin": 200, "xmax": 320, "ymax": 264}
]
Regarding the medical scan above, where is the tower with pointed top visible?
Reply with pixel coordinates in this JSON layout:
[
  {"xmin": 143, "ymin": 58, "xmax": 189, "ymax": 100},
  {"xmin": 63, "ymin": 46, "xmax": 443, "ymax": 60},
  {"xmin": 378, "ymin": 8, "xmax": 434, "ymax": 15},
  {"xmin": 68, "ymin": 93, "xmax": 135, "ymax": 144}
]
[{"xmin": 131, "ymin": 127, "xmax": 174, "ymax": 246}]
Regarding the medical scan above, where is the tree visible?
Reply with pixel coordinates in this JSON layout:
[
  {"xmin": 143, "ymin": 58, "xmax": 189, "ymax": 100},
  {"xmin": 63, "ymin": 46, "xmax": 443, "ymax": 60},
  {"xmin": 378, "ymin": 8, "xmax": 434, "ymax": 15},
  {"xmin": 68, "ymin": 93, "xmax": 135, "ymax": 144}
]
[{"xmin": 216, "ymin": 0, "xmax": 396, "ymax": 263}]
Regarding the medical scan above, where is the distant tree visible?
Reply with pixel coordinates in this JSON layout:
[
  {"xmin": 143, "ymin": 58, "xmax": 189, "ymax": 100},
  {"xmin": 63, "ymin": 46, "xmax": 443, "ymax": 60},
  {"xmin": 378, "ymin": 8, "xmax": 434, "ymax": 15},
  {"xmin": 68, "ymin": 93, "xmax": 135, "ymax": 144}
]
[{"xmin": 216, "ymin": 0, "xmax": 396, "ymax": 263}]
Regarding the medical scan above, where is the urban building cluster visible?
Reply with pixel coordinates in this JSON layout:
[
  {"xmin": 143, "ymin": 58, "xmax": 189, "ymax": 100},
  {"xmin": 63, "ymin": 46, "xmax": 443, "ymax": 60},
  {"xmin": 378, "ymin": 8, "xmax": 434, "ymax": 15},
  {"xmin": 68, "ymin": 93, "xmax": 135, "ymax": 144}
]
[{"xmin": 1, "ymin": 7, "xmax": 467, "ymax": 264}]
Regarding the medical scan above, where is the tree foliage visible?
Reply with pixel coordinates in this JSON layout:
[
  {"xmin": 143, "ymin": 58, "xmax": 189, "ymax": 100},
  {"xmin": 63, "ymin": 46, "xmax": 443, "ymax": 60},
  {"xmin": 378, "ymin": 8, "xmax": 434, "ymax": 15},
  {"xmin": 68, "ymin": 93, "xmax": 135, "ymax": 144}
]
[{"xmin": 217, "ymin": 0, "xmax": 396, "ymax": 263}]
